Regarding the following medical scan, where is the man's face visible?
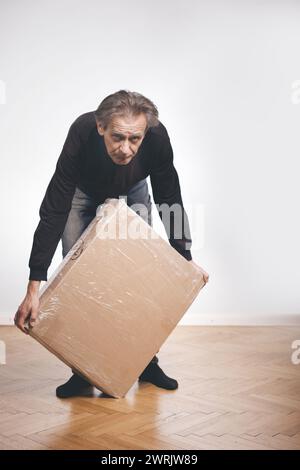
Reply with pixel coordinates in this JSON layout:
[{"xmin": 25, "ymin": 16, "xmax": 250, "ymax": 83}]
[{"xmin": 96, "ymin": 113, "xmax": 147, "ymax": 165}]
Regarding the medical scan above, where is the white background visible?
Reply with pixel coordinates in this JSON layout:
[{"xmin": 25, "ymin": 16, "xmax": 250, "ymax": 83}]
[{"xmin": 0, "ymin": 0, "xmax": 299, "ymax": 324}]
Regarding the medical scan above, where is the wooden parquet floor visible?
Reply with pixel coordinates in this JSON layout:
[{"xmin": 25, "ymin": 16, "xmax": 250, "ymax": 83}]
[{"xmin": 0, "ymin": 325, "xmax": 300, "ymax": 450}]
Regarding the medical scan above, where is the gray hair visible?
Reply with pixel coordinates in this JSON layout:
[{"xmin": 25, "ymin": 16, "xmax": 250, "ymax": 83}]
[{"xmin": 94, "ymin": 90, "xmax": 159, "ymax": 130}]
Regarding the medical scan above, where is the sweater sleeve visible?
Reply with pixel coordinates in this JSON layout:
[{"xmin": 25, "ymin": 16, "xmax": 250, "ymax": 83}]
[
  {"xmin": 150, "ymin": 129, "xmax": 192, "ymax": 261},
  {"xmin": 28, "ymin": 122, "xmax": 82, "ymax": 281}
]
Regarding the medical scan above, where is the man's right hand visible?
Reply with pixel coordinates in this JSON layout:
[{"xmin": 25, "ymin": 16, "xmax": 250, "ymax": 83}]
[{"xmin": 14, "ymin": 281, "xmax": 41, "ymax": 334}]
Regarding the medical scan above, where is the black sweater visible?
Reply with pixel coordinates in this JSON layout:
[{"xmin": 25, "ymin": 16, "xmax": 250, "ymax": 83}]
[{"xmin": 28, "ymin": 112, "xmax": 192, "ymax": 281}]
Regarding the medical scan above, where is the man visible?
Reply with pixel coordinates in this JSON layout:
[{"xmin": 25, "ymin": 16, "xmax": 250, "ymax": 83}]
[{"xmin": 15, "ymin": 90, "xmax": 208, "ymax": 398}]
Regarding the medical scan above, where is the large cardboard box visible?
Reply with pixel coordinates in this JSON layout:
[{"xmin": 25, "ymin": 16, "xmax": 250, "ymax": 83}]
[{"xmin": 29, "ymin": 198, "xmax": 207, "ymax": 397}]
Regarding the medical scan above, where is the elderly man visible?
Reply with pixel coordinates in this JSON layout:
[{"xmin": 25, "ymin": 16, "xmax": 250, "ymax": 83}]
[{"xmin": 15, "ymin": 90, "xmax": 208, "ymax": 398}]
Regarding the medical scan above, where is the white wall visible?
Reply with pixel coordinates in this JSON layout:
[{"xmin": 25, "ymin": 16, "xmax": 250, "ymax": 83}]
[{"xmin": 1, "ymin": 0, "xmax": 300, "ymax": 325}]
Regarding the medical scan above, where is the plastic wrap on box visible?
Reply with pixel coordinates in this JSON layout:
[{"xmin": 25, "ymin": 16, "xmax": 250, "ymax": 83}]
[{"xmin": 29, "ymin": 198, "xmax": 207, "ymax": 398}]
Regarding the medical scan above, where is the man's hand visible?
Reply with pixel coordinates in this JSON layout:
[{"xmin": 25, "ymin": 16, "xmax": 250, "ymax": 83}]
[
  {"xmin": 189, "ymin": 260, "xmax": 209, "ymax": 284},
  {"xmin": 14, "ymin": 281, "xmax": 41, "ymax": 334}
]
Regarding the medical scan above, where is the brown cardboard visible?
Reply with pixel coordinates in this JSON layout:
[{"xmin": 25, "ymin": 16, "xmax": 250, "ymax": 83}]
[{"xmin": 29, "ymin": 198, "xmax": 207, "ymax": 398}]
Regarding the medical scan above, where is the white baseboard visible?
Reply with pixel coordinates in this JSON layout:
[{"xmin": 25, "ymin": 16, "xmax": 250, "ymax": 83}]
[
  {"xmin": 179, "ymin": 313, "xmax": 300, "ymax": 325},
  {"xmin": 1, "ymin": 312, "xmax": 300, "ymax": 327},
  {"xmin": 0, "ymin": 314, "xmax": 14, "ymax": 325}
]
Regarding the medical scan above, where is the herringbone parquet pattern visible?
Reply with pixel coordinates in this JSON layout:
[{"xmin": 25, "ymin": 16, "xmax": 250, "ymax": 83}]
[{"xmin": 0, "ymin": 325, "xmax": 299, "ymax": 450}]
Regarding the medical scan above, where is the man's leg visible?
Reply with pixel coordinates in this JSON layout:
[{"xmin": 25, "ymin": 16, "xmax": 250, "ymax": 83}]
[
  {"xmin": 126, "ymin": 178, "xmax": 152, "ymax": 226},
  {"xmin": 56, "ymin": 187, "xmax": 97, "ymax": 398},
  {"xmin": 126, "ymin": 179, "xmax": 178, "ymax": 391},
  {"xmin": 61, "ymin": 187, "xmax": 97, "ymax": 257}
]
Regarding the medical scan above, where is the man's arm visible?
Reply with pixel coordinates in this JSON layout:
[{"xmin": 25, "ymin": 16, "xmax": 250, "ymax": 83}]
[
  {"xmin": 15, "ymin": 121, "xmax": 82, "ymax": 333},
  {"xmin": 150, "ymin": 125, "xmax": 192, "ymax": 261},
  {"xmin": 28, "ymin": 121, "xmax": 82, "ymax": 281},
  {"xmin": 150, "ymin": 129, "xmax": 209, "ymax": 284}
]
